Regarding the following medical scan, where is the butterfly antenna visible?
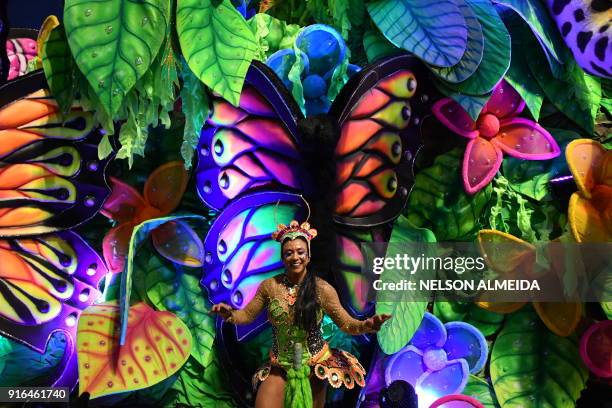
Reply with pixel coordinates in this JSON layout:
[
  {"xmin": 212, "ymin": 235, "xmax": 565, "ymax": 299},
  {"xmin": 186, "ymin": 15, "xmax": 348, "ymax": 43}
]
[{"xmin": 299, "ymin": 195, "xmax": 311, "ymax": 223}]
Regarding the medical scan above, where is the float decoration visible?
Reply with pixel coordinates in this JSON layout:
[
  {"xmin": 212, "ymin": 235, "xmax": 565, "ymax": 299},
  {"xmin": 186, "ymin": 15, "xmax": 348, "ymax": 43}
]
[
  {"xmin": 477, "ymin": 229, "xmax": 584, "ymax": 337},
  {"xmin": 490, "ymin": 306, "xmax": 588, "ymax": 408},
  {"xmin": 384, "ymin": 312, "xmax": 488, "ymax": 408},
  {"xmin": 565, "ymin": 139, "xmax": 611, "ymax": 243},
  {"xmin": 579, "ymin": 320, "xmax": 612, "ymax": 378},
  {"xmin": 101, "ymin": 161, "xmax": 204, "ymax": 273},
  {"xmin": 432, "ymin": 80, "xmax": 561, "ymax": 195},
  {"xmin": 77, "ymin": 301, "xmax": 192, "ymax": 399}
]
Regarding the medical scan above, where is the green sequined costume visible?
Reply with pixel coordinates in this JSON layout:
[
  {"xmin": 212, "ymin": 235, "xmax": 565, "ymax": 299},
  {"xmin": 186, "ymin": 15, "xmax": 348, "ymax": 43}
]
[{"xmin": 227, "ymin": 274, "xmax": 370, "ymax": 391}]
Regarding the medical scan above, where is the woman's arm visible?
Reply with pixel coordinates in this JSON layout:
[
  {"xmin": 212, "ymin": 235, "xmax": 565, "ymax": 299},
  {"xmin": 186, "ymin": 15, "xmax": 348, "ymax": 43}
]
[
  {"xmin": 211, "ymin": 279, "xmax": 269, "ymax": 325},
  {"xmin": 318, "ymin": 279, "xmax": 391, "ymax": 335}
]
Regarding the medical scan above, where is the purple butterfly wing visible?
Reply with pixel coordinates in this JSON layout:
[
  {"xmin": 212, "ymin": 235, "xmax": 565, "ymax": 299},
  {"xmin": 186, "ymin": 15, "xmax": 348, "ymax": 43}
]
[
  {"xmin": 196, "ymin": 61, "xmax": 310, "ymax": 211},
  {"xmin": 202, "ymin": 192, "xmax": 305, "ymax": 340},
  {"xmin": 0, "ymin": 231, "xmax": 107, "ymax": 387}
]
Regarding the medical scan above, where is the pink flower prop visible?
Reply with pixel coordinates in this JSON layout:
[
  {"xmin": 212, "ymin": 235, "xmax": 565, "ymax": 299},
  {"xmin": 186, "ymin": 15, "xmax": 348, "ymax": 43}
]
[{"xmin": 432, "ymin": 81, "xmax": 561, "ymax": 194}]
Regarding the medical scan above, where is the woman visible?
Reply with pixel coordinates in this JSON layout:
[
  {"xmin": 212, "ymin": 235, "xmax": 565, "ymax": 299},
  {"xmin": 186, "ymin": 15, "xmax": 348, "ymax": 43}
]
[{"xmin": 211, "ymin": 220, "xmax": 392, "ymax": 408}]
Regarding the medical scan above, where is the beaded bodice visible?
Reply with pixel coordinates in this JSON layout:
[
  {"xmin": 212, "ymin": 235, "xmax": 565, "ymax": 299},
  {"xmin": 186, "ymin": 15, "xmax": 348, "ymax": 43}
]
[{"xmin": 230, "ymin": 274, "xmax": 371, "ymax": 367}]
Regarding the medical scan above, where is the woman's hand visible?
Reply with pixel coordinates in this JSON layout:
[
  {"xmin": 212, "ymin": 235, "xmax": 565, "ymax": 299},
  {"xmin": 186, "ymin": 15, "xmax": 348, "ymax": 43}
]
[
  {"xmin": 364, "ymin": 314, "xmax": 392, "ymax": 332},
  {"xmin": 210, "ymin": 303, "xmax": 234, "ymax": 321}
]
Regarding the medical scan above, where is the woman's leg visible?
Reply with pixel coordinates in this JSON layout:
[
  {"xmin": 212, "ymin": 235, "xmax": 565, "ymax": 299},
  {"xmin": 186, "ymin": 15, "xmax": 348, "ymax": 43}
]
[
  {"xmin": 311, "ymin": 377, "xmax": 327, "ymax": 408},
  {"xmin": 255, "ymin": 367, "xmax": 286, "ymax": 408}
]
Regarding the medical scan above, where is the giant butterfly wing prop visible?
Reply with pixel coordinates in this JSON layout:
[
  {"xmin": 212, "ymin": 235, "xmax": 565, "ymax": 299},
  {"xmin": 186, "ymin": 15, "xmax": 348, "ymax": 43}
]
[
  {"xmin": 0, "ymin": 72, "xmax": 110, "ymax": 237},
  {"xmin": 197, "ymin": 61, "xmax": 310, "ymax": 339},
  {"xmin": 0, "ymin": 71, "xmax": 111, "ymax": 387},
  {"xmin": 196, "ymin": 62, "xmax": 310, "ymax": 210},
  {"xmin": 197, "ymin": 54, "xmax": 431, "ymax": 337},
  {"xmin": 329, "ymin": 56, "xmax": 433, "ymax": 317}
]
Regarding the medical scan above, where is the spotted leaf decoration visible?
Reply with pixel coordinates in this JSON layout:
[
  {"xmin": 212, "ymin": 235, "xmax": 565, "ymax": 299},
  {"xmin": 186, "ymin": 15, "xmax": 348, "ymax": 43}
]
[
  {"xmin": 491, "ymin": 307, "xmax": 588, "ymax": 408},
  {"xmin": 77, "ymin": 301, "xmax": 192, "ymax": 399},
  {"xmin": 64, "ymin": 0, "xmax": 170, "ymax": 115},
  {"xmin": 177, "ymin": 0, "xmax": 258, "ymax": 106},
  {"xmin": 376, "ymin": 216, "xmax": 434, "ymax": 354}
]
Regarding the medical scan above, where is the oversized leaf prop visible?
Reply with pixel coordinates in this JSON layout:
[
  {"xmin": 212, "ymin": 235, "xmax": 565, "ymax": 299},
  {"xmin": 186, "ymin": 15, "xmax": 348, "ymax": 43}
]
[
  {"xmin": 428, "ymin": 0, "xmax": 484, "ymax": 84},
  {"xmin": 504, "ymin": 30, "xmax": 544, "ymax": 120},
  {"xmin": 145, "ymin": 254, "xmax": 215, "ymax": 368},
  {"xmin": 434, "ymin": 301, "xmax": 504, "ymax": 336},
  {"xmin": 491, "ymin": 307, "xmax": 588, "ymax": 408},
  {"xmin": 463, "ymin": 375, "xmax": 501, "ymax": 408},
  {"xmin": 407, "ymin": 148, "xmax": 493, "ymax": 240},
  {"xmin": 477, "ymin": 230, "xmax": 583, "ymax": 337},
  {"xmin": 376, "ymin": 216, "xmax": 434, "ymax": 354},
  {"xmin": 450, "ymin": 89, "xmax": 492, "ymax": 120},
  {"xmin": 0, "ymin": 332, "xmax": 67, "ymax": 387},
  {"xmin": 167, "ymin": 354, "xmax": 236, "ymax": 407},
  {"xmin": 446, "ymin": 0, "xmax": 511, "ymax": 95},
  {"xmin": 363, "ymin": 28, "xmax": 400, "ymax": 63},
  {"xmin": 77, "ymin": 301, "xmax": 192, "ymax": 399},
  {"xmin": 367, "ymin": 0, "xmax": 468, "ymax": 67},
  {"xmin": 39, "ymin": 16, "xmax": 75, "ymax": 114},
  {"xmin": 525, "ymin": 34, "xmax": 602, "ymax": 134},
  {"xmin": 64, "ymin": 0, "xmax": 170, "ymax": 115},
  {"xmin": 177, "ymin": 0, "xmax": 258, "ymax": 106},
  {"xmin": 493, "ymin": 0, "xmax": 565, "ymax": 64},
  {"xmin": 117, "ymin": 215, "xmax": 210, "ymax": 345}
]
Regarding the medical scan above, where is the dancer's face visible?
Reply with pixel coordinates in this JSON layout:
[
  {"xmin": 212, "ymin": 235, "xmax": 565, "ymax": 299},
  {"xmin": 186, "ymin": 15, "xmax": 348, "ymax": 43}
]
[{"xmin": 281, "ymin": 238, "xmax": 310, "ymax": 276}]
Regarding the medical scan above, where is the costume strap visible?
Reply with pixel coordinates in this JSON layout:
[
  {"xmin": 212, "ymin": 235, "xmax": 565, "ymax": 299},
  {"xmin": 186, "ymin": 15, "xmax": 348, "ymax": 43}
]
[{"xmin": 283, "ymin": 343, "xmax": 312, "ymax": 408}]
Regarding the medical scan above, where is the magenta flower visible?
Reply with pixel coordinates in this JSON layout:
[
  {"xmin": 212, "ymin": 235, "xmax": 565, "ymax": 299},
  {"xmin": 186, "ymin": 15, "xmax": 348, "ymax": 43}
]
[{"xmin": 432, "ymin": 81, "xmax": 561, "ymax": 194}]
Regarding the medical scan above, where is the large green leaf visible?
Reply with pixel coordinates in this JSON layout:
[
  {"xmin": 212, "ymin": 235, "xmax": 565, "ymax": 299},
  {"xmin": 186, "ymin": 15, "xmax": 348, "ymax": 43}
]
[
  {"xmin": 448, "ymin": 0, "xmax": 511, "ymax": 95},
  {"xmin": 523, "ymin": 30, "xmax": 602, "ymax": 134},
  {"xmin": 118, "ymin": 214, "xmax": 209, "ymax": 345},
  {"xmin": 146, "ymin": 254, "xmax": 216, "ymax": 368},
  {"xmin": 64, "ymin": 0, "xmax": 169, "ymax": 115},
  {"xmin": 376, "ymin": 216, "xmax": 435, "ymax": 354},
  {"xmin": 434, "ymin": 301, "xmax": 504, "ymax": 336},
  {"xmin": 367, "ymin": 0, "xmax": 468, "ymax": 68},
  {"xmin": 165, "ymin": 354, "xmax": 236, "ymax": 407},
  {"xmin": 504, "ymin": 22, "xmax": 544, "ymax": 120},
  {"xmin": 429, "ymin": 0, "xmax": 484, "ymax": 84},
  {"xmin": 463, "ymin": 375, "xmax": 501, "ymax": 408},
  {"xmin": 0, "ymin": 333, "xmax": 67, "ymax": 386},
  {"xmin": 363, "ymin": 28, "xmax": 400, "ymax": 63},
  {"xmin": 406, "ymin": 148, "xmax": 493, "ymax": 240},
  {"xmin": 491, "ymin": 307, "xmax": 588, "ymax": 408},
  {"xmin": 40, "ymin": 19, "xmax": 76, "ymax": 113},
  {"xmin": 493, "ymin": 0, "xmax": 565, "ymax": 63},
  {"xmin": 177, "ymin": 0, "xmax": 257, "ymax": 107}
]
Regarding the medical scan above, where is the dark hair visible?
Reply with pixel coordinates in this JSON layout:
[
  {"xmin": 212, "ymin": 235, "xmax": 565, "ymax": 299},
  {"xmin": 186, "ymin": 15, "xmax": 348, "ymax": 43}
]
[{"xmin": 282, "ymin": 236, "xmax": 319, "ymax": 331}]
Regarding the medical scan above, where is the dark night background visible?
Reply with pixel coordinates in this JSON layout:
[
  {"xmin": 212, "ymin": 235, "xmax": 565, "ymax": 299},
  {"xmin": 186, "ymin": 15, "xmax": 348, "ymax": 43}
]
[{"xmin": 4, "ymin": 0, "xmax": 64, "ymax": 29}]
